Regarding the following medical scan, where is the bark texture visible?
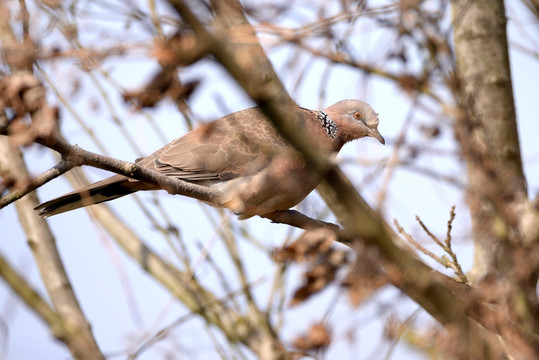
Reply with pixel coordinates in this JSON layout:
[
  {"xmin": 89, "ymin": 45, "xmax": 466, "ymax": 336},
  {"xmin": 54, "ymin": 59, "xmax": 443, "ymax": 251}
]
[{"xmin": 451, "ymin": 0, "xmax": 528, "ymax": 280}]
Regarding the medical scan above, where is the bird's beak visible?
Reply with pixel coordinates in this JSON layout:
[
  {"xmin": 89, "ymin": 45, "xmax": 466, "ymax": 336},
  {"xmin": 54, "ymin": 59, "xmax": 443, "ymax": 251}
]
[{"xmin": 370, "ymin": 128, "xmax": 385, "ymax": 145}]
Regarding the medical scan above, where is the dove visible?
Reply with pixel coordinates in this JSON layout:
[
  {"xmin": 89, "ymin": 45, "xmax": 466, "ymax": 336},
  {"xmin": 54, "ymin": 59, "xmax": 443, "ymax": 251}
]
[{"xmin": 35, "ymin": 100, "xmax": 384, "ymax": 219}]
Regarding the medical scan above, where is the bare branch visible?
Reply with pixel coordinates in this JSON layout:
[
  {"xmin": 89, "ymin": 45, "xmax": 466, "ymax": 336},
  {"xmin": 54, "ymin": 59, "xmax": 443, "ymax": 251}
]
[
  {"xmin": 0, "ymin": 7, "xmax": 104, "ymax": 357},
  {"xmin": 0, "ymin": 160, "xmax": 72, "ymax": 209},
  {"xmin": 261, "ymin": 210, "xmax": 340, "ymax": 231},
  {"xmin": 0, "ymin": 137, "xmax": 104, "ymax": 360},
  {"xmin": 164, "ymin": 1, "xmax": 512, "ymax": 354},
  {"xmin": 443, "ymin": 206, "xmax": 467, "ymax": 284},
  {"xmin": 415, "ymin": 215, "xmax": 445, "ymax": 249},
  {"xmin": 79, "ymin": 191, "xmax": 287, "ymax": 360},
  {"xmin": 35, "ymin": 135, "xmax": 219, "ymax": 204},
  {"xmin": 394, "ymin": 219, "xmax": 447, "ymax": 267},
  {"xmin": 0, "ymin": 252, "xmax": 86, "ymax": 345}
]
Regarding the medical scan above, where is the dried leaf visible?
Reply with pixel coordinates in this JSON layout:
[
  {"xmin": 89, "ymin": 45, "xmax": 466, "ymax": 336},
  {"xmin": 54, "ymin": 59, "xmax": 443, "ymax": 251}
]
[
  {"xmin": 275, "ymin": 228, "xmax": 337, "ymax": 263},
  {"xmin": 342, "ymin": 258, "xmax": 388, "ymax": 306},
  {"xmin": 277, "ymin": 228, "xmax": 348, "ymax": 305},
  {"xmin": 398, "ymin": 74, "xmax": 425, "ymax": 93},
  {"xmin": 124, "ymin": 67, "xmax": 199, "ymax": 109},
  {"xmin": 290, "ymin": 254, "xmax": 346, "ymax": 305},
  {"xmin": 292, "ymin": 323, "xmax": 331, "ymax": 351},
  {"xmin": 1, "ymin": 42, "xmax": 37, "ymax": 70},
  {"xmin": 152, "ymin": 32, "xmax": 207, "ymax": 67},
  {"xmin": 0, "ymin": 73, "xmax": 59, "ymax": 146}
]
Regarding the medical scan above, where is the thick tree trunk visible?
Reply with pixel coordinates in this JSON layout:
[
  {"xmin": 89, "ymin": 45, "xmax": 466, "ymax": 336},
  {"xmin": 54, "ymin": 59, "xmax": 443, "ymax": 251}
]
[{"xmin": 450, "ymin": 0, "xmax": 527, "ymax": 281}]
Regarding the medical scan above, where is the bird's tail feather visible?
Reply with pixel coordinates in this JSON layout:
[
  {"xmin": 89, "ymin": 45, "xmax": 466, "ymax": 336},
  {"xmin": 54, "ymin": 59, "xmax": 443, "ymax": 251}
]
[{"xmin": 35, "ymin": 177, "xmax": 136, "ymax": 217}]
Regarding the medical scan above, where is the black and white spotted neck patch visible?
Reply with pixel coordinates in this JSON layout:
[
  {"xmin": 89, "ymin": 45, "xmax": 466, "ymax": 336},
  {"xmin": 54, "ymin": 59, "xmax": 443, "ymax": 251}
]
[{"xmin": 317, "ymin": 110, "xmax": 338, "ymax": 139}]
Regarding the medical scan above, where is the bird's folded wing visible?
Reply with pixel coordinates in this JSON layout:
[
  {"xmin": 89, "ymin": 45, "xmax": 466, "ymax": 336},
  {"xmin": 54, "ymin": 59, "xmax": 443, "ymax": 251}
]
[{"xmin": 140, "ymin": 108, "xmax": 291, "ymax": 181}]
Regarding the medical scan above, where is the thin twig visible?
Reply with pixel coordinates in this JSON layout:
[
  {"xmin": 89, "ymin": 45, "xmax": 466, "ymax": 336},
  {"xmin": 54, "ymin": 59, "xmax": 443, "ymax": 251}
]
[
  {"xmin": 261, "ymin": 209, "xmax": 340, "ymax": 231},
  {"xmin": 395, "ymin": 208, "xmax": 468, "ymax": 284},
  {"xmin": 416, "ymin": 207, "xmax": 467, "ymax": 284},
  {"xmin": 34, "ymin": 135, "xmax": 219, "ymax": 204},
  {"xmin": 443, "ymin": 206, "xmax": 467, "ymax": 284},
  {"xmin": 415, "ymin": 215, "xmax": 445, "ymax": 249},
  {"xmin": 0, "ymin": 160, "xmax": 72, "ymax": 209},
  {"xmin": 393, "ymin": 219, "xmax": 448, "ymax": 267},
  {"xmin": 445, "ymin": 206, "xmax": 456, "ymax": 248}
]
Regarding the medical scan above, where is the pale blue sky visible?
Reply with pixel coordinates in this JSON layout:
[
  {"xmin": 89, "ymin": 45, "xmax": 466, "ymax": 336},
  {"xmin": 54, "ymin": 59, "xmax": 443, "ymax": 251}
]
[{"xmin": 1, "ymin": 1, "xmax": 538, "ymax": 359}]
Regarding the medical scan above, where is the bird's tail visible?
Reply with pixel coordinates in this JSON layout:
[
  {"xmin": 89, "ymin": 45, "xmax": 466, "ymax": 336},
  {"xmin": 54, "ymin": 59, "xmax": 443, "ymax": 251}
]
[{"xmin": 35, "ymin": 175, "xmax": 137, "ymax": 217}]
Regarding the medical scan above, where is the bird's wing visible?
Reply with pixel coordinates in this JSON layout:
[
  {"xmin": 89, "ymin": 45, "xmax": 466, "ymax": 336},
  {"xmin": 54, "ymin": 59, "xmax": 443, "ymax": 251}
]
[{"xmin": 140, "ymin": 108, "xmax": 290, "ymax": 181}]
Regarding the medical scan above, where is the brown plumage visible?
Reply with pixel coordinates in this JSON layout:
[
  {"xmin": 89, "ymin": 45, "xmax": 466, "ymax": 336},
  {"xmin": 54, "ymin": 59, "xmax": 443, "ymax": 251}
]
[{"xmin": 35, "ymin": 100, "xmax": 384, "ymax": 219}]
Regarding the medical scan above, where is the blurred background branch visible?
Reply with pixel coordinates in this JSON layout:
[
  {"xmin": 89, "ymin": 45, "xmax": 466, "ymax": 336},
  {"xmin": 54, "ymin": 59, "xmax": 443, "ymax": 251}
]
[{"xmin": 0, "ymin": 0, "xmax": 538, "ymax": 359}]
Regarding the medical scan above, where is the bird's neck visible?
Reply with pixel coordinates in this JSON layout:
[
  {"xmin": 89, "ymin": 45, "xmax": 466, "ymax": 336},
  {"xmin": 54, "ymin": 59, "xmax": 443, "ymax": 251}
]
[
  {"xmin": 317, "ymin": 110, "xmax": 338, "ymax": 140},
  {"xmin": 315, "ymin": 109, "xmax": 347, "ymax": 152}
]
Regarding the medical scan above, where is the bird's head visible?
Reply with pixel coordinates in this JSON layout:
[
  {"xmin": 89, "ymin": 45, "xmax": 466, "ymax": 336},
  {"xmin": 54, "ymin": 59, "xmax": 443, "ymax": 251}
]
[{"xmin": 322, "ymin": 99, "xmax": 385, "ymax": 148}]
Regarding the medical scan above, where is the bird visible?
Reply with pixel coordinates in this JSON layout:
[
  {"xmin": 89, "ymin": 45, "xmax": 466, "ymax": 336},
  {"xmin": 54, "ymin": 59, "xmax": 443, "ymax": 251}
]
[{"xmin": 35, "ymin": 100, "xmax": 384, "ymax": 219}]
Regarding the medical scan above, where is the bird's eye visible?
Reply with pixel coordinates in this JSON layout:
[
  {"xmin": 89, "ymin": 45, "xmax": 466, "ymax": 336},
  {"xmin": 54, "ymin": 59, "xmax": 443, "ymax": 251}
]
[{"xmin": 353, "ymin": 111, "xmax": 363, "ymax": 120}]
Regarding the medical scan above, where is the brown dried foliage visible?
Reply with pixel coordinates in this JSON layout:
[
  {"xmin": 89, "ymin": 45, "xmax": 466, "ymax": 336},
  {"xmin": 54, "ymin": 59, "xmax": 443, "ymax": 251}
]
[
  {"xmin": 1, "ymin": 41, "xmax": 37, "ymax": 71},
  {"xmin": 276, "ymin": 228, "xmax": 388, "ymax": 308},
  {"xmin": 123, "ymin": 67, "xmax": 199, "ymax": 109},
  {"xmin": 292, "ymin": 322, "xmax": 331, "ymax": 352},
  {"xmin": 342, "ymin": 253, "xmax": 389, "ymax": 307},
  {"xmin": 0, "ymin": 72, "xmax": 58, "ymax": 146},
  {"xmin": 275, "ymin": 228, "xmax": 349, "ymax": 305},
  {"xmin": 152, "ymin": 32, "xmax": 208, "ymax": 67}
]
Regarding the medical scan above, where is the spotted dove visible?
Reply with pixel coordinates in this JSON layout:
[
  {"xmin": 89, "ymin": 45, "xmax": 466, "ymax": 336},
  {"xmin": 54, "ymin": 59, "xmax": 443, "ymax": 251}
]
[{"xmin": 35, "ymin": 100, "xmax": 384, "ymax": 218}]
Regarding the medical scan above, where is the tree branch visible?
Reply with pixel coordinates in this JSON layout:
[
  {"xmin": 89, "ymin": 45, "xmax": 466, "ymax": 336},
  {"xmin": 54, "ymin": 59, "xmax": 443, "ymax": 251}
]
[
  {"xmin": 35, "ymin": 135, "xmax": 219, "ymax": 204},
  {"xmin": 0, "ymin": 159, "xmax": 72, "ymax": 209},
  {"xmin": 0, "ymin": 252, "xmax": 82, "ymax": 346},
  {"xmin": 0, "ymin": 136, "xmax": 104, "ymax": 360},
  {"xmin": 73, "ymin": 182, "xmax": 287, "ymax": 360},
  {"xmin": 168, "ymin": 0, "xmax": 511, "ymax": 355}
]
